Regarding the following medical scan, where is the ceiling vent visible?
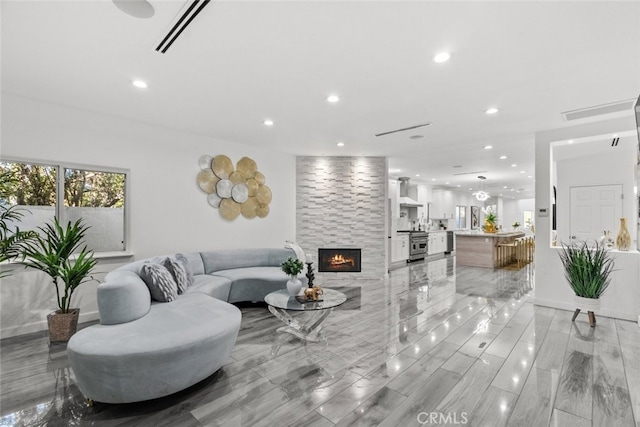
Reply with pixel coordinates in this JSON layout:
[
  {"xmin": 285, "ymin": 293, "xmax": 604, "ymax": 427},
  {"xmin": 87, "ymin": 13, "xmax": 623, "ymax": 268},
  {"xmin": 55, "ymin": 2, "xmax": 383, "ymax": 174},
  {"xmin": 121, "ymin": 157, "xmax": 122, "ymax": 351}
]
[
  {"xmin": 155, "ymin": 0, "xmax": 211, "ymax": 54},
  {"xmin": 452, "ymin": 170, "xmax": 487, "ymax": 176},
  {"xmin": 562, "ymin": 99, "xmax": 636, "ymax": 122},
  {"xmin": 375, "ymin": 123, "xmax": 431, "ymax": 137}
]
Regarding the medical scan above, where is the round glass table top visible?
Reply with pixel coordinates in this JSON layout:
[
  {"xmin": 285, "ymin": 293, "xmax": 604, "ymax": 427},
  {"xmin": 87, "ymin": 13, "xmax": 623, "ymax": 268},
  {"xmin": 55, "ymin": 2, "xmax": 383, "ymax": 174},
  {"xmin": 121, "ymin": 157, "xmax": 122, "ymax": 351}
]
[{"xmin": 264, "ymin": 288, "xmax": 347, "ymax": 311}]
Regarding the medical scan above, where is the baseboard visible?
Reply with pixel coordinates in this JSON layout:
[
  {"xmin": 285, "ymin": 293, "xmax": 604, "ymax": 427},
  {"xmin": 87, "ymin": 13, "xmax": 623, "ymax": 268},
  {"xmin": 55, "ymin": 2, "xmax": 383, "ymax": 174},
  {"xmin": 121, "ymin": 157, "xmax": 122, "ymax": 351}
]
[
  {"xmin": 0, "ymin": 310, "xmax": 100, "ymax": 340},
  {"xmin": 533, "ymin": 297, "xmax": 639, "ymax": 323}
]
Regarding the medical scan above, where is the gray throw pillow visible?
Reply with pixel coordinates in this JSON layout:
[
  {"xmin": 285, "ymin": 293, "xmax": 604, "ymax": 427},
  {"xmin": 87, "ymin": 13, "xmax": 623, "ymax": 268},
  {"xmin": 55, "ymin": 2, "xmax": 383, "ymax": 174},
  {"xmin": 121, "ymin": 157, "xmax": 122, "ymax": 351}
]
[
  {"xmin": 162, "ymin": 256, "xmax": 189, "ymax": 294},
  {"xmin": 175, "ymin": 253, "xmax": 195, "ymax": 287},
  {"xmin": 139, "ymin": 262, "xmax": 178, "ymax": 302}
]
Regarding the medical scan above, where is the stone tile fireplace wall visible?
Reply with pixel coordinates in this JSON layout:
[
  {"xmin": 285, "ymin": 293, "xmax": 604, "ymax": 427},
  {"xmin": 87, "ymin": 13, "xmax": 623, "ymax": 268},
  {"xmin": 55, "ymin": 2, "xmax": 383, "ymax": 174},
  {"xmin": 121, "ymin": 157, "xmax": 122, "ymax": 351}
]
[{"xmin": 296, "ymin": 156, "xmax": 387, "ymax": 280}]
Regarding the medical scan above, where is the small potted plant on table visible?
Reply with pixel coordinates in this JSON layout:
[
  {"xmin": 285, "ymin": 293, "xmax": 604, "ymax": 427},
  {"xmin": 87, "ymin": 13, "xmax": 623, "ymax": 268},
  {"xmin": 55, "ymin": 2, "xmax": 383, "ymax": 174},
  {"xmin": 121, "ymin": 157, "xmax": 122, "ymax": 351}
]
[
  {"xmin": 558, "ymin": 240, "xmax": 615, "ymax": 327},
  {"xmin": 281, "ymin": 257, "xmax": 304, "ymax": 296}
]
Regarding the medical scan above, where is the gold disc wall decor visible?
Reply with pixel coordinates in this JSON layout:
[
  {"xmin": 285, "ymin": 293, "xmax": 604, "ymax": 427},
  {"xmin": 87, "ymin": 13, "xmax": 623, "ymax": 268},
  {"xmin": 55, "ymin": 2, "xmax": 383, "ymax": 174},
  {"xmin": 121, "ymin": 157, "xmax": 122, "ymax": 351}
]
[
  {"xmin": 254, "ymin": 171, "xmax": 266, "ymax": 185},
  {"xmin": 241, "ymin": 197, "xmax": 259, "ymax": 219},
  {"xmin": 197, "ymin": 154, "xmax": 272, "ymax": 221},
  {"xmin": 229, "ymin": 170, "xmax": 247, "ymax": 185},
  {"xmin": 256, "ymin": 203, "xmax": 269, "ymax": 218},
  {"xmin": 212, "ymin": 155, "xmax": 234, "ymax": 179},
  {"xmin": 255, "ymin": 185, "xmax": 272, "ymax": 205},
  {"xmin": 220, "ymin": 198, "xmax": 241, "ymax": 220},
  {"xmin": 245, "ymin": 178, "xmax": 259, "ymax": 196},
  {"xmin": 197, "ymin": 169, "xmax": 219, "ymax": 194},
  {"xmin": 237, "ymin": 157, "xmax": 257, "ymax": 178}
]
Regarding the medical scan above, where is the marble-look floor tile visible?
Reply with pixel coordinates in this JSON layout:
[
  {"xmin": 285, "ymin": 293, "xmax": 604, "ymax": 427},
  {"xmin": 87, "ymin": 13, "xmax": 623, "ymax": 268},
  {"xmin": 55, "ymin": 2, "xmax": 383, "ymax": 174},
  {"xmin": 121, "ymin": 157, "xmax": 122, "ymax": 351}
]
[
  {"xmin": 549, "ymin": 408, "xmax": 590, "ymax": 427},
  {"xmin": 483, "ymin": 321, "xmax": 530, "ymax": 359},
  {"xmin": 436, "ymin": 353, "xmax": 505, "ymax": 415},
  {"xmin": 623, "ymin": 365, "xmax": 640, "ymax": 427},
  {"xmin": 554, "ymin": 350, "xmax": 593, "ymax": 420},
  {"xmin": 465, "ymin": 385, "xmax": 517, "ymax": 427},
  {"xmin": 440, "ymin": 351, "xmax": 476, "ymax": 375},
  {"xmin": 491, "ymin": 340, "xmax": 537, "ymax": 394},
  {"xmin": 333, "ymin": 386, "xmax": 406, "ymax": 427},
  {"xmin": 386, "ymin": 341, "xmax": 459, "ymax": 396},
  {"xmin": 532, "ymin": 330, "xmax": 569, "ymax": 373},
  {"xmin": 508, "ymin": 367, "xmax": 558, "ymax": 427},
  {"xmin": 378, "ymin": 368, "xmax": 462, "ymax": 427}
]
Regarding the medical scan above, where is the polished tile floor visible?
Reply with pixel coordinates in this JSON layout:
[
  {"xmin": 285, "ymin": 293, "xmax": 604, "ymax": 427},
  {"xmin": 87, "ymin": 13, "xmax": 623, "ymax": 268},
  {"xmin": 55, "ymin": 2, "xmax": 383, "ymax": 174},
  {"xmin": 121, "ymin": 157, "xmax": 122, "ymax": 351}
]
[{"xmin": 1, "ymin": 255, "xmax": 639, "ymax": 426}]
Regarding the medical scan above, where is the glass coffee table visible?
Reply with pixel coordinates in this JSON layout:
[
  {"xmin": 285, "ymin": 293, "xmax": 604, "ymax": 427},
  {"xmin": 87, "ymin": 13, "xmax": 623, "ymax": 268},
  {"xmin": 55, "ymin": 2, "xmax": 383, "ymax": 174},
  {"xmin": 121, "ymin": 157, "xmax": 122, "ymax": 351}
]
[{"xmin": 264, "ymin": 288, "xmax": 347, "ymax": 342}]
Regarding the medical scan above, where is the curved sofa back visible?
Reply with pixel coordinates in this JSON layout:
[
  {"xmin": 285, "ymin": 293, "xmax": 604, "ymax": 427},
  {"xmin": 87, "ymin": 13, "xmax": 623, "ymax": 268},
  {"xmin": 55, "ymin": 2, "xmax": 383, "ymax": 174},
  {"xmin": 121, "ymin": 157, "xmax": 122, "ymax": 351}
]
[
  {"xmin": 97, "ymin": 250, "xmax": 293, "ymax": 325},
  {"xmin": 200, "ymin": 248, "xmax": 294, "ymax": 273}
]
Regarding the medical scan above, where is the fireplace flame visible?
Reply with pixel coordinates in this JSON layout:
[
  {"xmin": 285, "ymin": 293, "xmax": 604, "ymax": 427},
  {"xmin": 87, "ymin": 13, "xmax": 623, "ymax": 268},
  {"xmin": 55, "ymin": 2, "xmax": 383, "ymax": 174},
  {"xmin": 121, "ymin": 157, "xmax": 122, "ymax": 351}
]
[{"xmin": 330, "ymin": 254, "xmax": 355, "ymax": 267}]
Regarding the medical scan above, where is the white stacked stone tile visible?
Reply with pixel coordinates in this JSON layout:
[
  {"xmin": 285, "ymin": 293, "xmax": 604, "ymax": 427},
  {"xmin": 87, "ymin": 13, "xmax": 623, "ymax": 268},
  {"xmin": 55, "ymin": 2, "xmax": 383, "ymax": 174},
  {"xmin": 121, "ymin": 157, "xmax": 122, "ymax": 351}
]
[{"xmin": 296, "ymin": 156, "xmax": 386, "ymax": 280}]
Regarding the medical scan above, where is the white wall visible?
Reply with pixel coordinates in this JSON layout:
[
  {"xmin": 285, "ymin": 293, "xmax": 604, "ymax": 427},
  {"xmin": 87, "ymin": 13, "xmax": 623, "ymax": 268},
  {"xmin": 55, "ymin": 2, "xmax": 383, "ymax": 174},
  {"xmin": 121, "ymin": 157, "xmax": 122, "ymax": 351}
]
[
  {"xmin": 555, "ymin": 144, "xmax": 636, "ymax": 246},
  {"xmin": 0, "ymin": 94, "xmax": 297, "ymax": 337},
  {"xmin": 534, "ymin": 116, "xmax": 640, "ymax": 322}
]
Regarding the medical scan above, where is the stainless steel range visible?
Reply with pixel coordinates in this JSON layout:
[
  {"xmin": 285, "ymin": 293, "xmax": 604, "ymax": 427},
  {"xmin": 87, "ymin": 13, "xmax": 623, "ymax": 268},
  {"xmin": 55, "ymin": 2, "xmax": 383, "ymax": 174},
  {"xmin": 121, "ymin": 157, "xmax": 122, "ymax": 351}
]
[{"xmin": 409, "ymin": 231, "xmax": 427, "ymax": 261}]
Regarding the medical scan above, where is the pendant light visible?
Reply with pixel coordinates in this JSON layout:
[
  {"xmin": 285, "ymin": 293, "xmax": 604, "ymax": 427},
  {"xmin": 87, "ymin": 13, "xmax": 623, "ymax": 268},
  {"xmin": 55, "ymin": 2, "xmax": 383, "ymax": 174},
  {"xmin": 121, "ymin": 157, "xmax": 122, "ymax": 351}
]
[{"xmin": 473, "ymin": 176, "xmax": 490, "ymax": 201}]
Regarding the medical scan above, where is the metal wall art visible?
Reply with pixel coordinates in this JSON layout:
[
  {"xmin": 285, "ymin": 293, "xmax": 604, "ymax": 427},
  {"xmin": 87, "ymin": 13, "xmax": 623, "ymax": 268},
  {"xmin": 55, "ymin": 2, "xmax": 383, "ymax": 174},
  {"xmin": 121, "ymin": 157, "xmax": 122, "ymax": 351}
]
[{"xmin": 197, "ymin": 155, "xmax": 271, "ymax": 220}]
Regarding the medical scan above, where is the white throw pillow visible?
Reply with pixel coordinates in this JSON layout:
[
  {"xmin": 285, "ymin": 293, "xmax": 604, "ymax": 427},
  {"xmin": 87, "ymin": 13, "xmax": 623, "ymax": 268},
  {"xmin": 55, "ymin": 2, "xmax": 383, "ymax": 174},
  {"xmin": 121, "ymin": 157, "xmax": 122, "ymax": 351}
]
[{"xmin": 284, "ymin": 241, "xmax": 306, "ymax": 263}]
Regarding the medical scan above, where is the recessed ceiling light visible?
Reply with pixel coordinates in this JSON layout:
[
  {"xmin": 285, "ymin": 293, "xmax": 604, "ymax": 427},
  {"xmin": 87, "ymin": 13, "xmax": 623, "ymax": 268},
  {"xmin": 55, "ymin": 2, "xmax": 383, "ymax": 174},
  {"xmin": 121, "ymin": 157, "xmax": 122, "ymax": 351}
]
[
  {"xmin": 503, "ymin": 186, "xmax": 508, "ymax": 189},
  {"xmin": 131, "ymin": 79, "xmax": 148, "ymax": 89},
  {"xmin": 433, "ymin": 52, "xmax": 450, "ymax": 63},
  {"xmin": 484, "ymin": 145, "xmax": 493, "ymax": 150},
  {"xmin": 612, "ymin": 134, "xmax": 618, "ymax": 138},
  {"xmin": 431, "ymin": 178, "xmax": 436, "ymax": 181},
  {"xmin": 416, "ymin": 174, "xmax": 420, "ymax": 177},
  {"xmin": 520, "ymin": 170, "xmax": 526, "ymax": 173},
  {"xmin": 499, "ymin": 155, "xmax": 507, "ymax": 160},
  {"xmin": 528, "ymin": 175, "xmax": 532, "ymax": 178},
  {"xmin": 468, "ymin": 187, "xmax": 473, "ymax": 191},
  {"xmin": 511, "ymin": 163, "xmax": 518, "ymax": 167},
  {"xmin": 568, "ymin": 140, "xmax": 574, "ymax": 144},
  {"xmin": 263, "ymin": 119, "xmax": 274, "ymax": 126},
  {"xmin": 337, "ymin": 142, "xmax": 345, "ymax": 147},
  {"xmin": 456, "ymin": 184, "xmax": 461, "ymax": 187},
  {"xmin": 485, "ymin": 107, "xmax": 499, "ymax": 115},
  {"xmin": 445, "ymin": 182, "xmax": 449, "ymax": 184},
  {"xmin": 327, "ymin": 94, "xmax": 340, "ymax": 103}
]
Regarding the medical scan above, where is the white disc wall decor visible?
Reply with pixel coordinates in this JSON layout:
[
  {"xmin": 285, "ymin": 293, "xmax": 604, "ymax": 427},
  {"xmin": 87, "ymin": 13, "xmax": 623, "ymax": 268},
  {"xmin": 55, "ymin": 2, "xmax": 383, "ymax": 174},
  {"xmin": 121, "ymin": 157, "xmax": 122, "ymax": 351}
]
[
  {"xmin": 232, "ymin": 183, "xmax": 249, "ymax": 203},
  {"xmin": 216, "ymin": 179, "xmax": 233, "ymax": 199},
  {"xmin": 198, "ymin": 155, "xmax": 214, "ymax": 170},
  {"xmin": 207, "ymin": 193, "xmax": 222, "ymax": 208}
]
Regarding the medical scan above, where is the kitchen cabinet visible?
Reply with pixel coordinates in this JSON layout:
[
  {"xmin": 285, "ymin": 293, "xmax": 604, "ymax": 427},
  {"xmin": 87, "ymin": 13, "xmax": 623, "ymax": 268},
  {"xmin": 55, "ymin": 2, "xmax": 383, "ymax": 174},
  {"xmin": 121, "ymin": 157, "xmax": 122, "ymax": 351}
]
[
  {"xmin": 391, "ymin": 233, "xmax": 410, "ymax": 263},
  {"xmin": 427, "ymin": 231, "xmax": 447, "ymax": 255},
  {"xmin": 430, "ymin": 190, "xmax": 456, "ymax": 219}
]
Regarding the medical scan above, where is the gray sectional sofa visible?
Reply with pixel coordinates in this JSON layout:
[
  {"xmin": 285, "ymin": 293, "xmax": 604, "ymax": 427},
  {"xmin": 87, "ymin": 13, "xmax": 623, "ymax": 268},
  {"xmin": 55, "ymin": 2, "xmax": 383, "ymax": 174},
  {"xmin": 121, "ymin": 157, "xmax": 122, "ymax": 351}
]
[{"xmin": 67, "ymin": 248, "xmax": 301, "ymax": 404}]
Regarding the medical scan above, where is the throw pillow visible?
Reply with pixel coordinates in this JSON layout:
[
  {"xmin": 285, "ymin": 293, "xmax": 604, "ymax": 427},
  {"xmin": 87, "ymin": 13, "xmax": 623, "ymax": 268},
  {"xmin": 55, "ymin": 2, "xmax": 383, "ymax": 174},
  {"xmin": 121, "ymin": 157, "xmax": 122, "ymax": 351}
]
[
  {"xmin": 175, "ymin": 253, "xmax": 195, "ymax": 287},
  {"xmin": 284, "ymin": 241, "xmax": 306, "ymax": 263},
  {"xmin": 162, "ymin": 256, "xmax": 189, "ymax": 294},
  {"xmin": 140, "ymin": 262, "xmax": 178, "ymax": 302}
]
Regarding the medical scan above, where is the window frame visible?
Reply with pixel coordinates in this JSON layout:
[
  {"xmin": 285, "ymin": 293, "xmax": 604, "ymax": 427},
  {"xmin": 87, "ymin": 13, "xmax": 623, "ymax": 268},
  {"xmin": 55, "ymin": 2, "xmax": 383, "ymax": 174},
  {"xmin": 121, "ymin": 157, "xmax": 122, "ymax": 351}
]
[{"xmin": 1, "ymin": 157, "xmax": 131, "ymax": 258}]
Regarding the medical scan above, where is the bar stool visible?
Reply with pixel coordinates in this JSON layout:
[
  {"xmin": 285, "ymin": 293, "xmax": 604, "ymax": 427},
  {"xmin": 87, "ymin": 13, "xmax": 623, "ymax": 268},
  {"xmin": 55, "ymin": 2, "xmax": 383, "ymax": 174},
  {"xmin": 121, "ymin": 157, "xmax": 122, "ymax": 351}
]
[{"xmin": 497, "ymin": 239, "xmax": 517, "ymax": 267}]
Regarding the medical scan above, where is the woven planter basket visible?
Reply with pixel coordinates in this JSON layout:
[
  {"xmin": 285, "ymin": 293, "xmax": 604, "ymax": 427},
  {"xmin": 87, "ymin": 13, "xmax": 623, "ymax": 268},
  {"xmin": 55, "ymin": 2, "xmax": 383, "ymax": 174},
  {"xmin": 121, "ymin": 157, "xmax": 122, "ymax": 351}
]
[{"xmin": 47, "ymin": 308, "xmax": 80, "ymax": 342}]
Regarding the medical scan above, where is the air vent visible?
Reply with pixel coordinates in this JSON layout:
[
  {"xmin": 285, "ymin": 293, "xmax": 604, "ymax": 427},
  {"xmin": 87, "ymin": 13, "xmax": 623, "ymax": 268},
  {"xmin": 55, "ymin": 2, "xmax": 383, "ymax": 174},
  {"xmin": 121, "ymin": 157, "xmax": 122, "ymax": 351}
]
[
  {"xmin": 452, "ymin": 170, "xmax": 487, "ymax": 176},
  {"xmin": 375, "ymin": 123, "xmax": 431, "ymax": 137},
  {"xmin": 155, "ymin": 0, "xmax": 211, "ymax": 54},
  {"xmin": 562, "ymin": 99, "xmax": 635, "ymax": 122}
]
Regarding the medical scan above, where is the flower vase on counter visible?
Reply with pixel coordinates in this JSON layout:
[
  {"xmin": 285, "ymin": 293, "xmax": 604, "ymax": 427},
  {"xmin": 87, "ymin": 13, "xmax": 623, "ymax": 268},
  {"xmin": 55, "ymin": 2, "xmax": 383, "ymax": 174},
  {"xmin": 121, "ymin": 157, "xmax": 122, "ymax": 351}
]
[{"xmin": 616, "ymin": 217, "xmax": 631, "ymax": 251}]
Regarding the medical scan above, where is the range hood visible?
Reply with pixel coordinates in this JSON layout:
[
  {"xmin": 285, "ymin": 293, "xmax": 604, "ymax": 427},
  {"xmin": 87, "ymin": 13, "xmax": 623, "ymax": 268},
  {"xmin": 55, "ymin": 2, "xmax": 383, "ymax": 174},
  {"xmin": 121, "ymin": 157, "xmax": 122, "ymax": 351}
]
[{"xmin": 398, "ymin": 177, "xmax": 423, "ymax": 207}]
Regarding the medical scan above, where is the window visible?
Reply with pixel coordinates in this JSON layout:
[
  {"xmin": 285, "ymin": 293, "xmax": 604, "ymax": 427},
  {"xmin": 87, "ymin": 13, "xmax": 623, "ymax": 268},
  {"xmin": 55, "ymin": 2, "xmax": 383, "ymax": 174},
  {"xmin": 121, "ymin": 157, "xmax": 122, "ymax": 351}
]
[
  {"xmin": 1, "ymin": 160, "xmax": 128, "ymax": 253},
  {"xmin": 455, "ymin": 205, "xmax": 466, "ymax": 229}
]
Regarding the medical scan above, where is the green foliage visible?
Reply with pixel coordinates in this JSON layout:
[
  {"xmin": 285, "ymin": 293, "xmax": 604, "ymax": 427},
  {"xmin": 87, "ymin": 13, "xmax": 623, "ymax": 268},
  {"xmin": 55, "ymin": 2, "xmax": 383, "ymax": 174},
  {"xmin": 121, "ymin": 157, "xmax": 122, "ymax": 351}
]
[
  {"xmin": 0, "ymin": 171, "xmax": 37, "ymax": 277},
  {"xmin": 485, "ymin": 212, "xmax": 497, "ymax": 224},
  {"xmin": 20, "ymin": 218, "xmax": 97, "ymax": 313},
  {"xmin": 281, "ymin": 257, "xmax": 304, "ymax": 276},
  {"xmin": 558, "ymin": 241, "xmax": 615, "ymax": 299}
]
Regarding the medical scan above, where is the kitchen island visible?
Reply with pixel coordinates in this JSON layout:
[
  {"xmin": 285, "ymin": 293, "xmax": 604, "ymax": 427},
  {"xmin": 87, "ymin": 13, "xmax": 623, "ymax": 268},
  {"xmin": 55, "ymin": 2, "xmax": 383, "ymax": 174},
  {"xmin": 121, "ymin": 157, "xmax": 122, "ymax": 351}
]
[{"xmin": 455, "ymin": 231, "xmax": 525, "ymax": 268}]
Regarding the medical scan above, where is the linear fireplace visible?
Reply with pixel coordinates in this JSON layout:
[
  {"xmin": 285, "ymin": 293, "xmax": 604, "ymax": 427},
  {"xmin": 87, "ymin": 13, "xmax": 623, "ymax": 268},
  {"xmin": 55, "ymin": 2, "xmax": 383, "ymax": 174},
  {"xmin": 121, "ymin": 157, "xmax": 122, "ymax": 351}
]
[{"xmin": 318, "ymin": 248, "xmax": 361, "ymax": 273}]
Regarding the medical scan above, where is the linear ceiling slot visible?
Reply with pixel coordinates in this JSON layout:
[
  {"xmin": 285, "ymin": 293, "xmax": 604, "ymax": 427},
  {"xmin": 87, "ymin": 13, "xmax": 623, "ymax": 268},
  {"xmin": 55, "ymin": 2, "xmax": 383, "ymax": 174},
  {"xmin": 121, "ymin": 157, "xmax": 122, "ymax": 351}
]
[
  {"xmin": 156, "ymin": 0, "xmax": 211, "ymax": 54},
  {"xmin": 375, "ymin": 123, "xmax": 431, "ymax": 137},
  {"xmin": 562, "ymin": 99, "xmax": 635, "ymax": 121}
]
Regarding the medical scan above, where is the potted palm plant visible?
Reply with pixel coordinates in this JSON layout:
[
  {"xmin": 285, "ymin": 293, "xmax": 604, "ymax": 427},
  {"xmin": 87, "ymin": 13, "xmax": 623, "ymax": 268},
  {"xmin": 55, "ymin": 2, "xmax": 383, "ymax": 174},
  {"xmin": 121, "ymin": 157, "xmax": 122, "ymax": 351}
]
[
  {"xmin": 558, "ymin": 240, "xmax": 615, "ymax": 327},
  {"xmin": 20, "ymin": 217, "xmax": 97, "ymax": 341},
  {"xmin": 281, "ymin": 257, "xmax": 304, "ymax": 296}
]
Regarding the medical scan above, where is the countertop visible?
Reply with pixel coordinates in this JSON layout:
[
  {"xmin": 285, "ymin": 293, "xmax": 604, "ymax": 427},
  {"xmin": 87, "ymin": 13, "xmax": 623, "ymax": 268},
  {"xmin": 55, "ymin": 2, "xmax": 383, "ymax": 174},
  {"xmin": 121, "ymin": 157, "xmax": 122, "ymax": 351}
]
[{"xmin": 455, "ymin": 231, "xmax": 525, "ymax": 237}]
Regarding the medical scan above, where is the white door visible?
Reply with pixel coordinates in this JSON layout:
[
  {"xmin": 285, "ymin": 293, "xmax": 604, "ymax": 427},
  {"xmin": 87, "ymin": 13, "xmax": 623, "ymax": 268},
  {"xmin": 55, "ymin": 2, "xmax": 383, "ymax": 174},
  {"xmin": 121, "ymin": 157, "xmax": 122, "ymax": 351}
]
[{"xmin": 569, "ymin": 184, "xmax": 622, "ymax": 244}]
